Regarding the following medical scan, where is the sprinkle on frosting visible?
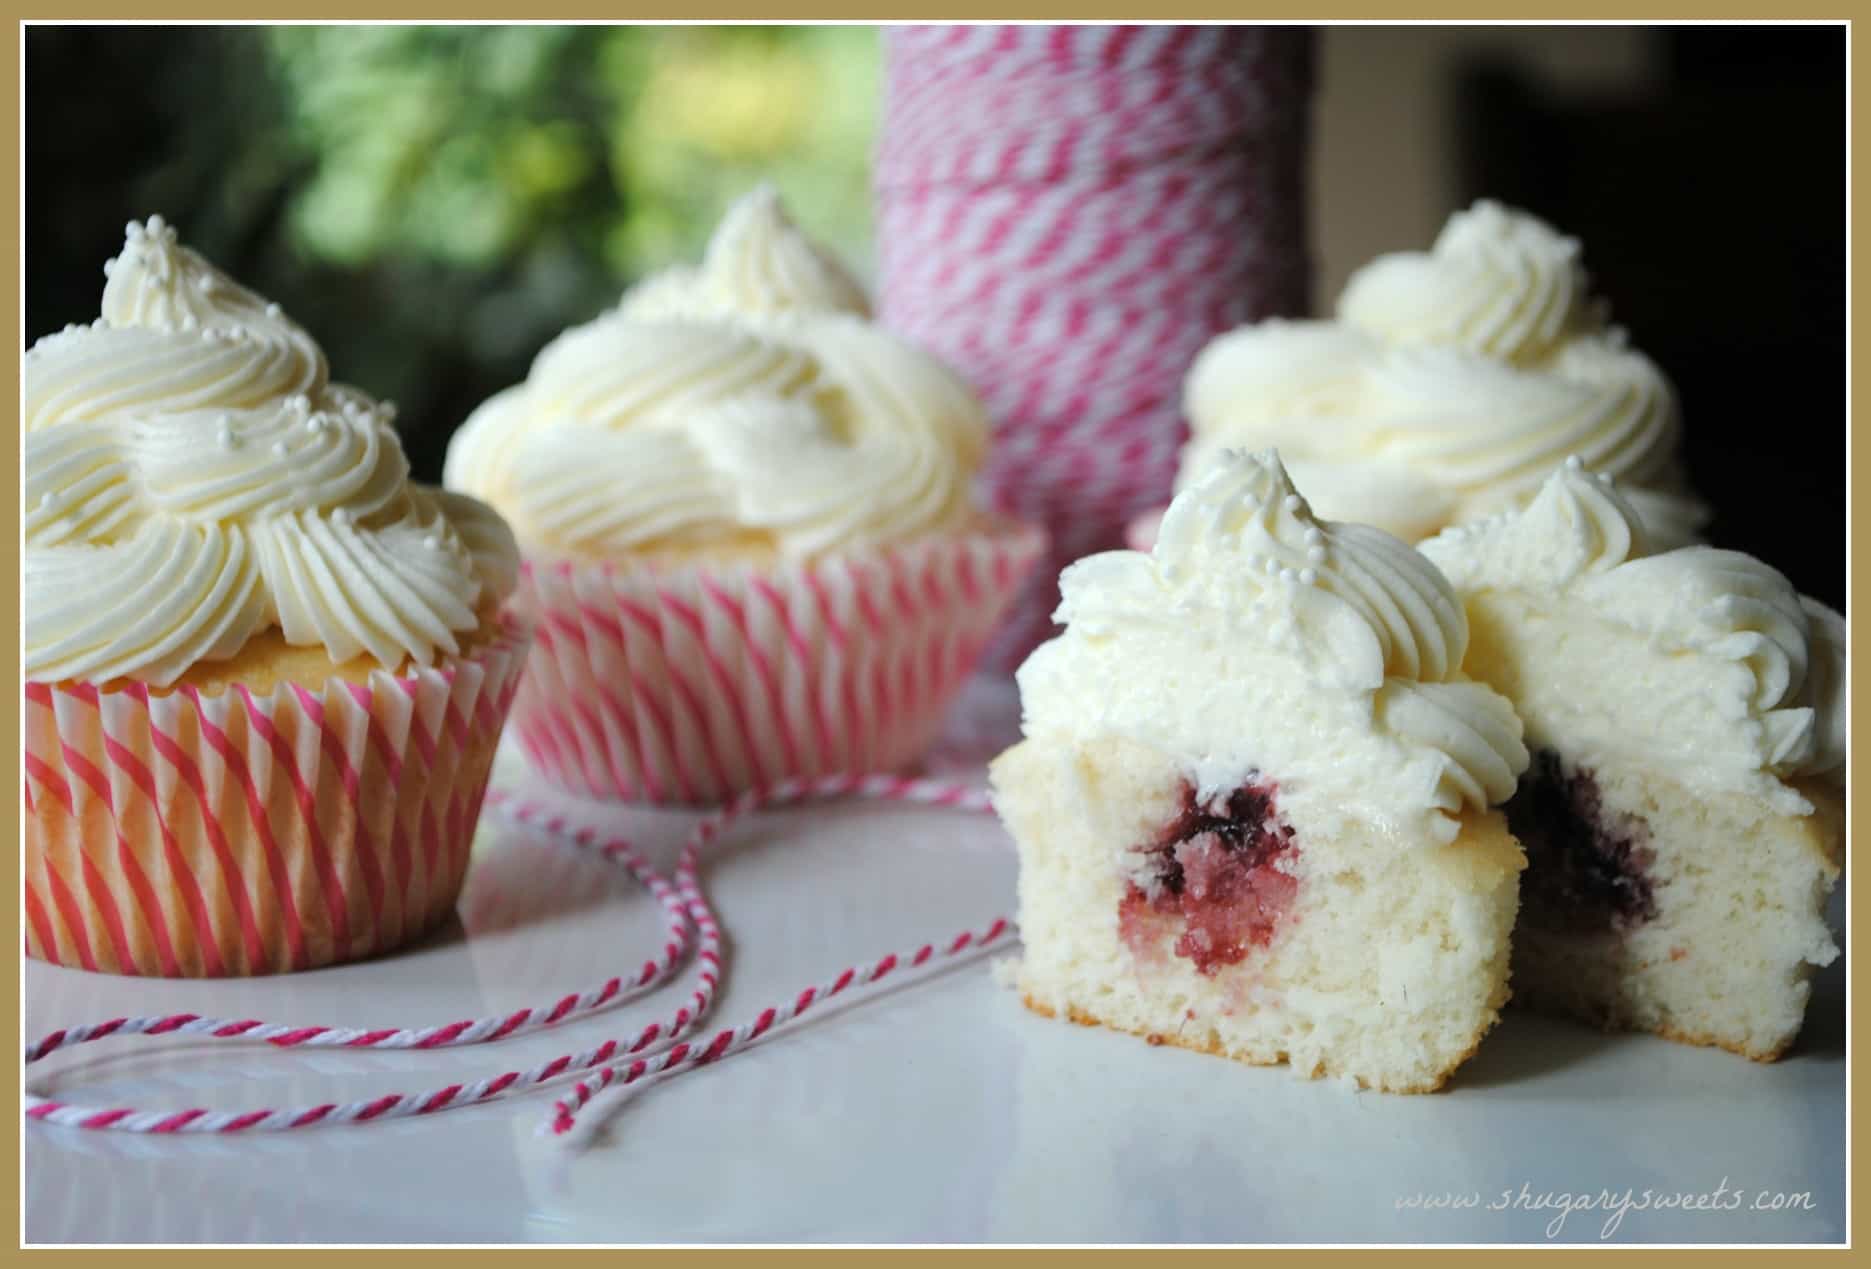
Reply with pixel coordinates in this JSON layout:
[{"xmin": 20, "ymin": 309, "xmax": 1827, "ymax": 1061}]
[
  {"xmin": 24, "ymin": 217, "xmax": 517, "ymax": 686},
  {"xmin": 1421, "ymin": 461, "xmax": 1845, "ymax": 809},
  {"xmin": 1017, "ymin": 449, "xmax": 1529, "ymax": 843},
  {"xmin": 443, "ymin": 187, "xmax": 986, "ymax": 559},
  {"xmin": 1179, "ymin": 201, "xmax": 1709, "ymax": 548}
]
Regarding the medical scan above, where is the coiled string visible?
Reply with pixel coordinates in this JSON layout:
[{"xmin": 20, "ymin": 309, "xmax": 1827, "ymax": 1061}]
[
  {"xmin": 875, "ymin": 23, "xmax": 1315, "ymax": 666},
  {"xmin": 25, "ymin": 776, "xmax": 1012, "ymax": 1144}
]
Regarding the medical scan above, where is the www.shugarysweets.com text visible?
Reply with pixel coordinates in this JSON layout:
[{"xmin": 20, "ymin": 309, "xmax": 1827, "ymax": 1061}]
[{"xmin": 1394, "ymin": 1179, "xmax": 1817, "ymax": 1239}]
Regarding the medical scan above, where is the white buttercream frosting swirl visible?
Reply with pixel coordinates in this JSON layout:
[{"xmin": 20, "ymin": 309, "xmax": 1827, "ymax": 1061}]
[
  {"xmin": 444, "ymin": 187, "xmax": 986, "ymax": 558},
  {"xmin": 1017, "ymin": 449, "xmax": 1529, "ymax": 843},
  {"xmin": 1421, "ymin": 460, "xmax": 1844, "ymax": 809},
  {"xmin": 1180, "ymin": 201, "xmax": 1708, "ymax": 548},
  {"xmin": 24, "ymin": 217, "xmax": 517, "ymax": 687}
]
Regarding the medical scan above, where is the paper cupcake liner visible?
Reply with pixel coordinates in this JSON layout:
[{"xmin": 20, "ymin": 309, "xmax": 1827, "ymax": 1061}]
[
  {"xmin": 23, "ymin": 616, "xmax": 531, "ymax": 977},
  {"xmin": 508, "ymin": 522, "xmax": 1047, "ymax": 804}
]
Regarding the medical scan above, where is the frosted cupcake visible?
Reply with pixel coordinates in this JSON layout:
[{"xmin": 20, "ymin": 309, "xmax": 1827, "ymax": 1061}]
[
  {"xmin": 446, "ymin": 187, "xmax": 1043, "ymax": 802},
  {"xmin": 1136, "ymin": 201, "xmax": 1708, "ymax": 551},
  {"xmin": 993, "ymin": 450, "xmax": 1530, "ymax": 1092},
  {"xmin": 24, "ymin": 217, "xmax": 527, "ymax": 977},
  {"xmin": 1421, "ymin": 461, "xmax": 1844, "ymax": 1058}
]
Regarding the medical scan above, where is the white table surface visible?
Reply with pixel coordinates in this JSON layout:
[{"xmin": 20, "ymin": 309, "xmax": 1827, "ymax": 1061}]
[{"xmin": 23, "ymin": 687, "xmax": 1847, "ymax": 1245}]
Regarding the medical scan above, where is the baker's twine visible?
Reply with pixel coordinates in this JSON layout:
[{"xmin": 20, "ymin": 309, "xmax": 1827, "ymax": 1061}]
[
  {"xmin": 875, "ymin": 23, "xmax": 1314, "ymax": 667},
  {"xmin": 24, "ymin": 775, "xmax": 1012, "ymax": 1144}
]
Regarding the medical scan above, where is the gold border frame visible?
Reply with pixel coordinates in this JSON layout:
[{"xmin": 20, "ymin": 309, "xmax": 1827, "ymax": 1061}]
[{"xmin": 6, "ymin": 13, "xmax": 1854, "ymax": 1255}]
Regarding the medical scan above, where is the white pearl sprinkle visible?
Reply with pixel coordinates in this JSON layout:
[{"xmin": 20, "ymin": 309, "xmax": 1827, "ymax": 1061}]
[
  {"xmin": 423, "ymin": 535, "xmax": 442, "ymax": 551},
  {"xmin": 1564, "ymin": 455, "xmax": 1584, "ymax": 470},
  {"xmin": 332, "ymin": 507, "xmax": 351, "ymax": 525},
  {"xmin": 1303, "ymin": 528, "xmax": 1323, "ymax": 546},
  {"xmin": 272, "ymin": 440, "xmax": 289, "ymax": 457},
  {"xmin": 1283, "ymin": 495, "xmax": 1303, "ymax": 513},
  {"xmin": 264, "ymin": 302, "xmax": 282, "ymax": 318},
  {"xmin": 196, "ymin": 274, "xmax": 215, "ymax": 293},
  {"xmin": 1299, "ymin": 567, "xmax": 1317, "ymax": 586},
  {"xmin": 1307, "ymin": 546, "xmax": 1326, "ymax": 565}
]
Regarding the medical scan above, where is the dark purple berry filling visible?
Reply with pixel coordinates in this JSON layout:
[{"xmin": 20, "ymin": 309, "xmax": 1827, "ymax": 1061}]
[
  {"xmin": 1118, "ymin": 779, "xmax": 1298, "ymax": 976},
  {"xmin": 1505, "ymin": 749, "xmax": 1657, "ymax": 935}
]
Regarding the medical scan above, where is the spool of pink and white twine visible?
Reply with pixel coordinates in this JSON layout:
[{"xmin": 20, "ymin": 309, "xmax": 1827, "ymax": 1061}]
[
  {"xmin": 25, "ymin": 775, "xmax": 1011, "ymax": 1144},
  {"xmin": 875, "ymin": 23, "xmax": 1315, "ymax": 666}
]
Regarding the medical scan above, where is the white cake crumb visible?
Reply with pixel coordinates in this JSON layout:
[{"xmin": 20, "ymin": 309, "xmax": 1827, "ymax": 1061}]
[{"xmin": 989, "ymin": 953, "xmax": 1023, "ymax": 990}]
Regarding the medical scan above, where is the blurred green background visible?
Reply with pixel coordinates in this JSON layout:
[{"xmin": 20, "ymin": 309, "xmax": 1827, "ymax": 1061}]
[{"xmin": 25, "ymin": 25, "xmax": 881, "ymax": 481}]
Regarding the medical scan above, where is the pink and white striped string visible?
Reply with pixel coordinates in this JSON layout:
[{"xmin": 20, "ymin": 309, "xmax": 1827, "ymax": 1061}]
[
  {"xmin": 24, "ymin": 774, "xmax": 1013, "ymax": 1143},
  {"xmin": 875, "ymin": 24, "xmax": 1314, "ymax": 669}
]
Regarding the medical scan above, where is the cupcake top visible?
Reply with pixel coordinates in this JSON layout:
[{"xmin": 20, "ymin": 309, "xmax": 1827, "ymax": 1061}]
[
  {"xmin": 443, "ymin": 186, "xmax": 989, "ymax": 560},
  {"xmin": 1180, "ymin": 201, "xmax": 1708, "ymax": 547},
  {"xmin": 1016, "ymin": 449, "xmax": 1529, "ymax": 844},
  {"xmin": 24, "ymin": 217, "xmax": 517, "ymax": 687},
  {"xmin": 1420, "ymin": 460, "xmax": 1844, "ymax": 811}
]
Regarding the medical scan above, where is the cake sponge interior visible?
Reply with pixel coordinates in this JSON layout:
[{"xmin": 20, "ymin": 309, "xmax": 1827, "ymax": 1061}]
[{"xmin": 992, "ymin": 732, "xmax": 1525, "ymax": 1093}]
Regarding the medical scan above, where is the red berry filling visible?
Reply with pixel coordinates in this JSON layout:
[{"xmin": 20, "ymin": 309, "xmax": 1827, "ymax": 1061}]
[
  {"xmin": 1118, "ymin": 779, "xmax": 1299, "ymax": 976},
  {"xmin": 1505, "ymin": 749, "xmax": 1657, "ymax": 935}
]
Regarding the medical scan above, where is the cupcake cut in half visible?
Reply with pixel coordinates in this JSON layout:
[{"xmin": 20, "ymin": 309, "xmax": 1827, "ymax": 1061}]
[
  {"xmin": 1421, "ymin": 460, "xmax": 1845, "ymax": 1059},
  {"xmin": 444, "ymin": 187, "xmax": 1042, "ymax": 804},
  {"xmin": 992, "ymin": 449, "xmax": 1531, "ymax": 1092},
  {"xmin": 23, "ymin": 218, "xmax": 527, "ymax": 976}
]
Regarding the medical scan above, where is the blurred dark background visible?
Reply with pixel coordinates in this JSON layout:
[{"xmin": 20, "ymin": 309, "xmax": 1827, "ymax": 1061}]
[
  {"xmin": 25, "ymin": 25, "xmax": 1843, "ymax": 606},
  {"xmin": 1452, "ymin": 26, "xmax": 1845, "ymax": 607}
]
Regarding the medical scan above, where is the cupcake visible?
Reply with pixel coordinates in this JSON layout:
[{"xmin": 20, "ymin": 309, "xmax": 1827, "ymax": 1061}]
[
  {"xmin": 24, "ymin": 217, "xmax": 528, "ymax": 977},
  {"xmin": 445, "ymin": 187, "xmax": 1043, "ymax": 802},
  {"xmin": 1420, "ymin": 460, "xmax": 1844, "ymax": 1059},
  {"xmin": 991, "ymin": 449, "xmax": 1530, "ymax": 1092},
  {"xmin": 1138, "ymin": 201, "xmax": 1709, "ymax": 551}
]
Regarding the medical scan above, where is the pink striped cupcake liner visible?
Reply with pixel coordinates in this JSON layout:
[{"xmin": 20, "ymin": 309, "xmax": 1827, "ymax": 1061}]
[
  {"xmin": 23, "ymin": 615, "xmax": 531, "ymax": 978},
  {"xmin": 508, "ymin": 521, "xmax": 1047, "ymax": 804}
]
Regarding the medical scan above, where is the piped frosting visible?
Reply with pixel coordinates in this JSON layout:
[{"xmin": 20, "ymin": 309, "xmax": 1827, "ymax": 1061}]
[
  {"xmin": 24, "ymin": 218, "xmax": 516, "ymax": 687},
  {"xmin": 1421, "ymin": 459, "xmax": 1844, "ymax": 810},
  {"xmin": 1017, "ymin": 449, "xmax": 1529, "ymax": 843},
  {"xmin": 443, "ymin": 186, "xmax": 986, "ymax": 558},
  {"xmin": 1180, "ymin": 201, "xmax": 1708, "ymax": 547}
]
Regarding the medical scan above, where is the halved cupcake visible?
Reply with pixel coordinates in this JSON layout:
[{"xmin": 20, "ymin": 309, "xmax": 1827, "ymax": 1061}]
[
  {"xmin": 992, "ymin": 449, "xmax": 1530, "ymax": 1091},
  {"xmin": 23, "ymin": 217, "xmax": 527, "ymax": 976},
  {"xmin": 1421, "ymin": 460, "xmax": 1845, "ymax": 1059},
  {"xmin": 445, "ymin": 187, "xmax": 1042, "ymax": 803}
]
